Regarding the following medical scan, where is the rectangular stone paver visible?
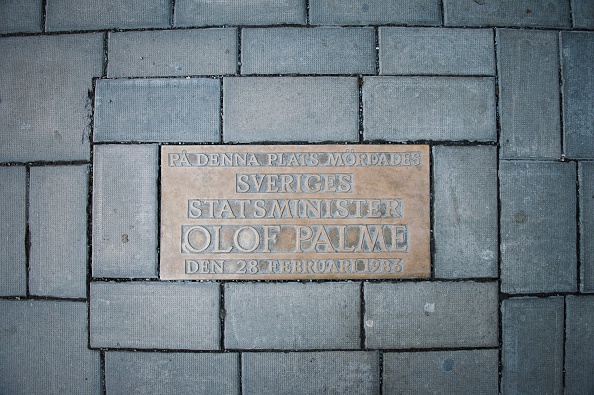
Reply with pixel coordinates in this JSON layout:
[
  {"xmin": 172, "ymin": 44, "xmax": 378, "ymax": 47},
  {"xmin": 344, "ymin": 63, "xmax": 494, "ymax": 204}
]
[
  {"xmin": 497, "ymin": 29, "xmax": 561, "ymax": 159},
  {"xmin": 241, "ymin": 27, "xmax": 375, "ymax": 75},
  {"xmin": 223, "ymin": 77, "xmax": 358, "ymax": 143},
  {"xmin": 105, "ymin": 351, "xmax": 238, "ymax": 394},
  {"xmin": 383, "ymin": 350, "xmax": 499, "ymax": 394},
  {"xmin": 572, "ymin": 0, "xmax": 594, "ymax": 28},
  {"xmin": 500, "ymin": 161, "xmax": 577, "ymax": 294},
  {"xmin": 225, "ymin": 282, "xmax": 360, "ymax": 349},
  {"xmin": 94, "ymin": 78, "xmax": 220, "ymax": 143},
  {"xmin": 243, "ymin": 351, "xmax": 379, "ymax": 395},
  {"xmin": 29, "ymin": 165, "xmax": 88, "ymax": 298},
  {"xmin": 0, "ymin": 166, "xmax": 27, "ymax": 296},
  {"xmin": 433, "ymin": 146, "xmax": 498, "ymax": 278},
  {"xmin": 501, "ymin": 297, "xmax": 564, "ymax": 395},
  {"xmin": 108, "ymin": 29, "xmax": 237, "ymax": 77},
  {"xmin": 0, "ymin": 0, "xmax": 41, "ymax": 34},
  {"xmin": 379, "ymin": 27, "xmax": 495, "ymax": 76},
  {"xmin": 90, "ymin": 282, "xmax": 220, "ymax": 350},
  {"xmin": 0, "ymin": 300, "xmax": 100, "ymax": 395},
  {"xmin": 580, "ymin": 162, "xmax": 594, "ymax": 292},
  {"xmin": 92, "ymin": 144, "xmax": 158, "ymax": 278},
  {"xmin": 364, "ymin": 282, "xmax": 498, "ymax": 348},
  {"xmin": 363, "ymin": 77, "xmax": 496, "ymax": 142},
  {"xmin": 565, "ymin": 295, "xmax": 594, "ymax": 395}
]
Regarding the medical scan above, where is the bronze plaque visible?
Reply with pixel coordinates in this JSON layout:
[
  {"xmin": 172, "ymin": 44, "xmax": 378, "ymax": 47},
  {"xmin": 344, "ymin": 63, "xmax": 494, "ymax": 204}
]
[{"xmin": 160, "ymin": 145, "xmax": 430, "ymax": 280}]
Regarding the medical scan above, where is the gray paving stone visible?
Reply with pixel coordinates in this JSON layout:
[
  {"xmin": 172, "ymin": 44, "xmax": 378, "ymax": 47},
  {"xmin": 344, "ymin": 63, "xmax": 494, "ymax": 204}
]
[
  {"xmin": 90, "ymin": 282, "xmax": 220, "ymax": 349},
  {"xmin": 92, "ymin": 144, "xmax": 158, "ymax": 278},
  {"xmin": 0, "ymin": 34, "xmax": 103, "ymax": 162},
  {"xmin": 46, "ymin": 0, "xmax": 170, "ymax": 31},
  {"xmin": 107, "ymin": 29, "xmax": 237, "ymax": 78},
  {"xmin": 29, "ymin": 165, "xmax": 88, "ymax": 298},
  {"xmin": 433, "ymin": 146, "xmax": 498, "ymax": 278},
  {"xmin": 223, "ymin": 77, "xmax": 358, "ymax": 143},
  {"xmin": 572, "ymin": 0, "xmax": 594, "ymax": 28},
  {"xmin": 501, "ymin": 297, "xmax": 564, "ymax": 395},
  {"xmin": 0, "ymin": 0, "xmax": 41, "ymax": 34},
  {"xmin": 383, "ymin": 350, "xmax": 499, "ymax": 394},
  {"xmin": 0, "ymin": 166, "xmax": 27, "ymax": 296},
  {"xmin": 364, "ymin": 282, "xmax": 498, "ymax": 348},
  {"xmin": 105, "ymin": 351, "xmax": 238, "ymax": 394},
  {"xmin": 498, "ymin": 29, "xmax": 561, "ymax": 159},
  {"xmin": 309, "ymin": 0, "xmax": 441, "ymax": 25},
  {"xmin": 580, "ymin": 162, "xmax": 594, "ymax": 292},
  {"xmin": 565, "ymin": 295, "xmax": 594, "ymax": 395},
  {"xmin": 243, "ymin": 351, "xmax": 379, "ymax": 395},
  {"xmin": 500, "ymin": 161, "xmax": 577, "ymax": 294},
  {"xmin": 363, "ymin": 77, "xmax": 496, "ymax": 142},
  {"xmin": 94, "ymin": 78, "xmax": 220, "ymax": 143},
  {"xmin": 241, "ymin": 27, "xmax": 375, "ymax": 75},
  {"xmin": 225, "ymin": 282, "xmax": 359, "ymax": 349},
  {"xmin": 379, "ymin": 27, "xmax": 495, "ymax": 76},
  {"xmin": 0, "ymin": 300, "xmax": 100, "ymax": 395},
  {"xmin": 443, "ymin": 0, "xmax": 571, "ymax": 28},
  {"xmin": 562, "ymin": 32, "xmax": 594, "ymax": 159},
  {"xmin": 174, "ymin": 0, "xmax": 306, "ymax": 26}
]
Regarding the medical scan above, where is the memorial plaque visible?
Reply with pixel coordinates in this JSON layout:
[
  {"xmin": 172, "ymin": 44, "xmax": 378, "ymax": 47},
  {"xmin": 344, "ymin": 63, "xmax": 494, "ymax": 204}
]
[{"xmin": 160, "ymin": 145, "xmax": 430, "ymax": 280}]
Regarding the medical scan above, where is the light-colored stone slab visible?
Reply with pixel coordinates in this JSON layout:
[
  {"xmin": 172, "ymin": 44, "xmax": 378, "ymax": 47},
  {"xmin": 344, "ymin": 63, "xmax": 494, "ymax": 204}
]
[
  {"xmin": 565, "ymin": 295, "xmax": 594, "ymax": 395},
  {"xmin": 579, "ymin": 162, "xmax": 594, "ymax": 292}
]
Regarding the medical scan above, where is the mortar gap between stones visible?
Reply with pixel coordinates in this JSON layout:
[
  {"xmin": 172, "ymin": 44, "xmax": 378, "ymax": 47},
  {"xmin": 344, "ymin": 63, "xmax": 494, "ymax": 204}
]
[
  {"xmin": 100, "ymin": 350, "xmax": 106, "ymax": 395},
  {"xmin": 170, "ymin": 0, "xmax": 176, "ymax": 28},
  {"xmin": 360, "ymin": 281, "xmax": 366, "ymax": 349},
  {"xmin": 378, "ymin": 350, "xmax": 384, "ymax": 395},
  {"xmin": 219, "ymin": 282, "xmax": 226, "ymax": 351},
  {"xmin": 25, "ymin": 165, "xmax": 31, "ymax": 298}
]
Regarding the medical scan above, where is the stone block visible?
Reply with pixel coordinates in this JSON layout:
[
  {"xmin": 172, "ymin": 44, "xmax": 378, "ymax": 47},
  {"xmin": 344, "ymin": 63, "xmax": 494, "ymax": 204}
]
[
  {"xmin": 364, "ymin": 282, "xmax": 498, "ymax": 348},
  {"xmin": 443, "ymin": 0, "xmax": 571, "ymax": 28},
  {"xmin": 363, "ymin": 77, "xmax": 496, "ymax": 142},
  {"xmin": 94, "ymin": 78, "xmax": 220, "ymax": 143},
  {"xmin": 243, "ymin": 351, "xmax": 379, "ymax": 395},
  {"xmin": 572, "ymin": 0, "xmax": 594, "ymax": 28},
  {"xmin": 383, "ymin": 350, "xmax": 499, "ymax": 394},
  {"xmin": 107, "ymin": 29, "xmax": 237, "ymax": 77},
  {"xmin": 501, "ymin": 297, "xmax": 564, "ymax": 395},
  {"xmin": 0, "ymin": 166, "xmax": 27, "ymax": 296},
  {"xmin": 0, "ymin": 300, "xmax": 100, "ymax": 394},
  {"xmin": 0, "ymin": 34, "xmax": 103, "ymax": 162},
  {"xmin": 497, "ymin": 29, "xmax": 561, "ymax": 159},
  {"xmin": 223, "ymin": 77, "xmax": 358, "ymax": 143},
  {"xmin": 565, "ymin": 295, "xmax": 594, "ymax": 395},
  {"xmin": 580, "ymin": 162, "xmax": 594, "ymax": 292},
  {"xmin": 433, "ymin": 146, "xmax": 498, "ymax": 278},
  {"xmin": 92, "ymin": 144, "xmax": 158, "ymax": 278},
  {"xmin": 224, "ymin": 282, "xmax": 359, "ymax": 349},
  {"xmin": 0, "ymin": 0, "xmax": 41, "ymax": 34},
  {"xmin": 562, "ymin": 32, "xmax": 594, "ymax": 159},
  {"xmin": 379, "ymin": 27, "xmax": 494, "ymax": 76},
  {"xmin": 241, "ymin": 27, "xmax": 375, "ymax": 75},
  {"xmin": 105, "ymin": 351, "xmax": 238, "ymax": 394},
  {"xmin": 500, "ymin": 161, "xmax": 577, "ymax": 293},
  {"xmin": 46, "ymin": 0, "xmax": 170, "ymax": 31},
  {"xmin": 90, "ymin": 282, "xmax": 220, "ymax": 349},
  {"xmin": 29, "ymin": 165, "xmax": 88, "ymax": 298},
  {"xmin": 309, "ymin": 0, "xmax": 441, "ymax": 25}
]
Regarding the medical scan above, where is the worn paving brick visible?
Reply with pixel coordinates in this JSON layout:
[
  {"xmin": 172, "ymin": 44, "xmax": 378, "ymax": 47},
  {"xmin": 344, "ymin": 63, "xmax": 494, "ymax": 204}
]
[
  {"xmin": 379, "ymin": 27, "xmax": 495, "ymax": 76},
  {"xmin": 498, "ymin": 29, "xmax": 561, "ymax": 159},
  {"xmin": 572, "ymin": 0, "xmax": 594, "ymax": 28},
  {"xmin": 0, "ymin": 0, "xmax": 41, "ymax": 34},
  {"xmin": 243, "ymin": 351, "xmax": 379, "ymax": 395},
  {"xmin": 46, "ymin": 0, "xmax": 170, "ymax": 31},
  {"xmin": 364, "ymin": 282, "xmax": 498, "ymax": 348},
  {"xmin": 29, "ymin": 165, "xmax": 88, "ymax": 298},
  {"xmin": 565, "ymin": 295, "xmax": 594, "ymax": 395},
  {"xmin": 225, "ymin": 282, "xmax": 359, "ymax": 349},
  {"xmin": 92, "ymin": 145, "xmax": 158, "ymax": 278},
  {"xmin": 363, "ymin": 77, "xmax": 496, "ymax": 142},
  {"xmin": 433, "ymin": 146, "xmax": 498, "ymax": 278},
  {"xmin": 383, "ymin": 349, "xmax": 498, "ymax": 394},
  {"xmin": 0, "ymin": 166, "xmax": 27, "ymax": 296},
  {"xmin": 443, "ymin": 0, "xmax": 571, "ymax": 28},
  {"xmin": 0, "ymin": 34, "xmax": 103, "ymax": 162},
  {"xmin": 90, "ymin": 282, "xmax": 220, "ymax": 349},
  {"xmin": 223, "ymin": 77, "xmax": 358, "ymax": 143},
  {"xmin": 94, "ymin": 78, "xmax": 220, "ymax": 143},
  {"xmin": 108, "ymin": 29, "xmax": 236, "ymax": 78},
  {"xmin": 501, "ymin": 297, "xmax": 564, "ymax": 395},
  {"xmin": 105, "ymin": 351, "xmax": 238, "ymax": 394},
  {"xmin": 562, "ymin": 32, "xmax": 594, "ymax": 159},
  {"xmin": 0, "ymin": 300, "xmax": 100, "ymax": 394},
  {"xmin": 309, "ymin": 0, "xmax": 441, "ymax": 25},
  {"xmin": 174, "ymin": 0, "xmax": 306, "ymax": 26},
  {"xmin": 500, "ymin": 161, "xmax": 577, "ymax": 294},
  {"xmin": 241, "ymin": 27, "xmax": 375, "ymax": 75},
  {"xmin": 580, "ymin": 162, "xmax": 594, "ymax": 292}
]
